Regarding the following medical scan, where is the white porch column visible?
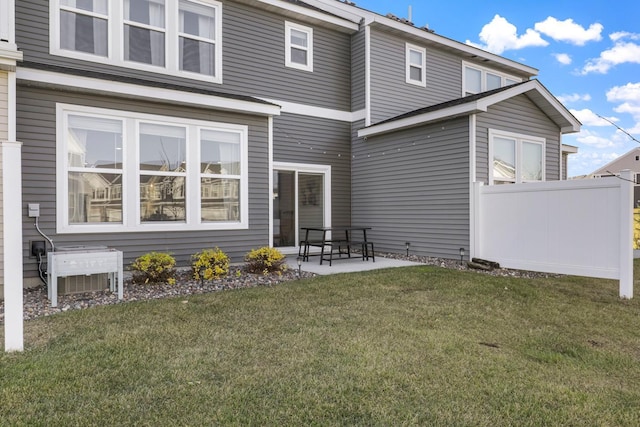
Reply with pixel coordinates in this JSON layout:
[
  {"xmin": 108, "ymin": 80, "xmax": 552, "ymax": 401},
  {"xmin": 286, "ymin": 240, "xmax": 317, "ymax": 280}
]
[{"xmin": 3, "ymin": 140, "xmax": 23, "ymax": 352}]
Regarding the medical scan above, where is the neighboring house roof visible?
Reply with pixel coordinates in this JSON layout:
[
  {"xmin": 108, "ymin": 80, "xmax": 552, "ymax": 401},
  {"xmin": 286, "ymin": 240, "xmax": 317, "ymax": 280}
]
[
  {"xmin": 590, "ymin": 147, "xmax": 640, "ymax": 176},
  {"xmin": 357, "ymin": 79, "xmax": 581, "ymax": 138},
  {"xmin": 17, "ymin": 62, "xmax": 282, "ymax": 116},
  {"xmin": 562, "ymin": 144, "xmax": 579, "ymax": 154}
]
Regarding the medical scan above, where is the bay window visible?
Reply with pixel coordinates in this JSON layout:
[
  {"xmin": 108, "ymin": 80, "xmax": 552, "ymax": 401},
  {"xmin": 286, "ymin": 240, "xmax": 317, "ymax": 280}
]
[
  {"xmin": 57, "ymin": 104, "xmax": 248, "ymax": 233},
  {"xmin": 489, "ymin": 130, "xmax": 545, "ymax": 184},
  {"xmin": 51, "ymin": 0, "xmax": 222, "ymax": 82}
]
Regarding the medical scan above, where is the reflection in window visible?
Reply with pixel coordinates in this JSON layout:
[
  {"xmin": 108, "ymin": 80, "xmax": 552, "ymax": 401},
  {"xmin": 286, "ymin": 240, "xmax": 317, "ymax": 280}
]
[
  {"xmin": 60, "ymin": 105, "xmax": 247, "ymax": 231},
  {"xmin": 200, "ymin": 129, "xmax": 241, "ymax": 222},
  {"xmin": 139, "ymin": 123, "xmax": 186, "ymax": 222},
  {"xmin": 200, "ymin": 179, "xmax": 239, "ymax": 221},
  {"xmin": 67, "ymin": 114, "xmax": 123, "ymax": 223},
  {"xmin": 522, "ymin": 141, "xmax": 543, "ymax": 181},
  {"xmin": 492, "ymin": 137, "xmax": 516, "ymax": 183},
  {"xmin": 491, "ymin": 131, "xmax": 545, "ymax": 185}
]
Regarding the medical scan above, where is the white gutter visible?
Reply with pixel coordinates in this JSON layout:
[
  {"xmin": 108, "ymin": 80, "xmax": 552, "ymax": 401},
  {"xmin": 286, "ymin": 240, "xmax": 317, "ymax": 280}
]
[{"xmin": 253, "ymin": 0, "xmax": 360, "ymax": 30}]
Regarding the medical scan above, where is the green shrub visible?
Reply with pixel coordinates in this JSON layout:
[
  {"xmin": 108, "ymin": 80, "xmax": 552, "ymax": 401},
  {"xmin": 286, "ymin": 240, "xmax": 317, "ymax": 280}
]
[
  {"xmin": 191, "ymin": 248, "xmax": 230, "ymax": 281},
  {"xmin": 130, "ymin": 252, "xmax": 176, "ymax": 285},
  {"xmin": 244, "ymin": 247, "xmax": 287, "ymax": 275}
]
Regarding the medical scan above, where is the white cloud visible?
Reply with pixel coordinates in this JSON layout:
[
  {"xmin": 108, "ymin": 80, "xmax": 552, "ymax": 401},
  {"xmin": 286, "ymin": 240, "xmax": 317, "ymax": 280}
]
[
  {"xmin": 574, "ymin": 129, "xmax": 618, "ymax": 148},
  {"xmin": 553, "ymin": 53, "xmax": 572, "ymax": 65},
  {"xmin": 568, "ymin": 150, "xmax": 620, "ymax": 176},
  {"xmin": 570, "ymin": 108, "xmax": 617, "ymax": 126},
  {"xmin": 465, "ymin": 15, "xmax": 548, "ymax": 55},
  {"xmin": 581, "ymin": 41, "xmax": 640, "ymax": 74},
  {"xmin": 557, "ymin": 93, "xmax": 591, "ymax": 104},
  {"xmin": 607, "ymin": 82, "xmax": 640, "ymax": 103},
  {"xmin": 606, "ymin": 83, "xmax": 640, "ymax": 137},
  {"xmin": 610, "ymin": 31, "xmax": 640, "ymax": 42},
  {"xmin": 534, "ymin": 17, "xmax": 603, "ymax": 45}
]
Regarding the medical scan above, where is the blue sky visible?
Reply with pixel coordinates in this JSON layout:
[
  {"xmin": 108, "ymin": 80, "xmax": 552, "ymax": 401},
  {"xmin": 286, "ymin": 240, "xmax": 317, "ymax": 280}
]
[{"xmin": 354, "ymin": 0, "xmax": 640, "ymax": 177}]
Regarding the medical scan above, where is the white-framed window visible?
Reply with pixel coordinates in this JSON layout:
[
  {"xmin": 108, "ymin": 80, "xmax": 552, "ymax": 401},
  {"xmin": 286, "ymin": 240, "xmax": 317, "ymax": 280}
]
[
  {"xmin": 285, "ymin": 21, "xmax": 313, "ymax": 72},
  {"xmin": 463, "ymin": 62, "xmax": 521, "ymax": 96},
  {"xmin": 56, "ymin": 103, "xmax": 248, "ymax": 233},
  {"xmin": 489, "ymin": 129, "xmax": 545, "ymax": 185},
  {"xmin": 51, "ymin": 0, "xmax": 222, "ymax": 83},
  {"xmin": 406, "ymin": 43, "xmax": 426, "ymax": 87}
]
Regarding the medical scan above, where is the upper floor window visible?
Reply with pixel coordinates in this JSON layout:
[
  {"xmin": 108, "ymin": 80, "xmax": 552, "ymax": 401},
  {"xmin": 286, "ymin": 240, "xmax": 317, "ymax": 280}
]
[
  {"xmin": 285, "ymin": 21, "xmax": 313, "ymax": 72},
  {"xmin": 463, "ymin": 62, "xmax": 521, "ymax": 96},
  {"xmin": 57, "ymin": 104, "xmax": 248, "ymax": 233},
  {"xmin": 489, "ymin": 129, "xmax": 545, "ymax": 185},
  {"xmin": 59, "ymin": 0, "xmax": 109, "ymax": 56},
  {"xmin": 406, "ymin": 43, "xmax": 426, "ymax": 87},
  {"xmin": 51, "ymin": 0, "xmax": 222, "ymax": 83}
]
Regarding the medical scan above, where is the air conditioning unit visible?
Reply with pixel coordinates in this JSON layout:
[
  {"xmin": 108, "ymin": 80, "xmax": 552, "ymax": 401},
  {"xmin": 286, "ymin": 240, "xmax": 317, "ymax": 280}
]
[
  {"xmin": 56, "ymin": 245, "xmax": 110, "ymax": 295},
  {"xmin": 58, "ymin": 274, "xmax": 109, "ymax": 295}
]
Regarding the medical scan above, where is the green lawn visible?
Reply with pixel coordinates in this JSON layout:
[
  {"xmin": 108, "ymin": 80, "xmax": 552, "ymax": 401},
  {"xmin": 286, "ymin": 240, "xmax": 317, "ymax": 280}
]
[{"xmin": 2, "ymin": 266, "xmax": 640, "ymax": 426}]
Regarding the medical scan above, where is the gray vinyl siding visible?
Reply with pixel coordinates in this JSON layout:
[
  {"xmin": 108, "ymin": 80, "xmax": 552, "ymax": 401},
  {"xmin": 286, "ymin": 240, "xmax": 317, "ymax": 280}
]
[
  {"xmin": 475, "ymin": 94, "xmax": 561, "ymax": 183},
  {"xmin": 351, "ymin": 30, "xmax": 366, "ymax": 112},
  {"xmin": 369, "ymin": 28, "xmax": 461, "ymax": 124},
  {"xmin": 15, "ymin": 0, "xmax": 352, "ymax": 111},
  {"xmin": 352, "ymin": 116, "xmax": 470, "ymax": 259},
  {"xmin": 273, "ymin": 114, "xmax": 351, "ymax": 227},
  {"xmin": 17, "ymin": 85, "xmax": 270, "ymax": 279}
]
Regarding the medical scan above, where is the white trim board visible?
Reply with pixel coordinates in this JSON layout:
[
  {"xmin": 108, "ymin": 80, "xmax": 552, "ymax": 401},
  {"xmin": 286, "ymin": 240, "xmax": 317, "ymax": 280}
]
[
  {"xmin": 17, "ymin": 68, "xmax": 281, "ymax": 117},
  {"xmin": 259, "ymin": 98, "xmax": 365, "ymax": 122}
]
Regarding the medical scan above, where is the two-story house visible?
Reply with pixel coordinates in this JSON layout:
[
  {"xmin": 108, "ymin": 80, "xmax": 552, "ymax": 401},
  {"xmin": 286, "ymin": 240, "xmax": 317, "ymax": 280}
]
[{"xmin": 3, "ymin": 0, "xmax": 580, "ymax": 290}]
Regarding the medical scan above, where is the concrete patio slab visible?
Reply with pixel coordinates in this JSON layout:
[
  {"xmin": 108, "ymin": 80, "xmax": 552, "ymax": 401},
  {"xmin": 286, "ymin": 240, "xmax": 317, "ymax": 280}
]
[{"xmin": 286, "ymin": 255, "xmax": 422, "ymax": 275}]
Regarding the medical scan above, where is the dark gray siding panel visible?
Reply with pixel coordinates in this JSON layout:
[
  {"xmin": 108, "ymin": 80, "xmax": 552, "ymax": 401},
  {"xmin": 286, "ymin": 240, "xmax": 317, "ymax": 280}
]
[
  {"xmin": 273, "ymin": 114, "xmax": 351, "ymax": 227},
  {"xmin": 223, "ymin": 2, "xmax": 351, "ymax": 110},
  {"xmin": 351, "ymin": 30, "xmax": 366, "ymax": 111},
  {"xmin": 352, "ymin": 117, "xmax": 470, "ymax": 259},
  {"xmin": 476, "ymin": 94, "xmax": 561, "ymax": 183},
  {"xmin": 16, "ymin": 0, "xmax": 351, "ymax": 110},
  {"xmin": 18, "ymin": 86, "xmax": 269, "ymax": 278},
  {"xmin": 369, "ymin": 28, "xmax": 461, "ymax": 124}
]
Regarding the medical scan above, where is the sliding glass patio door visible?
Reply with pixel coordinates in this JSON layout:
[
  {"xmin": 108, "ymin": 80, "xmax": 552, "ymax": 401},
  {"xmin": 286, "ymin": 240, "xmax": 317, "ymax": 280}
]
[{"xmin": 272, "ymin": 166, "xmax": 328, "ymax": 249}]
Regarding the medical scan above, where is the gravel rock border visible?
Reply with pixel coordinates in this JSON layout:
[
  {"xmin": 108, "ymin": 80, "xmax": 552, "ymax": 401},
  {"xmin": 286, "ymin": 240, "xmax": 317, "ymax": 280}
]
[{"xmin": 1, "ymin": 255, "xmax": 559, "ymax": 323}]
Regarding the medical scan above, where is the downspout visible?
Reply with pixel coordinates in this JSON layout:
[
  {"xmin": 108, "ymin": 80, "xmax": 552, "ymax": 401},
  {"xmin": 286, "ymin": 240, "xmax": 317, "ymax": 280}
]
[
  {"xmin": 364, "ymin": 24, "xmax": 371, "ymax": 127},
  {"xmin": 468, "ymin": 114, "xmax": 477, "ymax": 259},
  {"xmin": 268, "ymin": 116, "xmax": 274, "ymax": 248}
]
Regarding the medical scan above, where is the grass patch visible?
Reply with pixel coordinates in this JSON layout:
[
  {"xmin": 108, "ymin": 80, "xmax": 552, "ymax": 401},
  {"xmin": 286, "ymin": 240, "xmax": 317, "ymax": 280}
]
[{"xmin": 2, "ymin": 266, "xmax": 640, "ymax": 425}]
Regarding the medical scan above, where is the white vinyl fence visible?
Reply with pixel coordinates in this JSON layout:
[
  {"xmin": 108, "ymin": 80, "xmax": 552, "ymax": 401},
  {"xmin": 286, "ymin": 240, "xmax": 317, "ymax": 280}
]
[{"xmin": 471, "ymin": 170, "xmax": 634, "ymax": 298}]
